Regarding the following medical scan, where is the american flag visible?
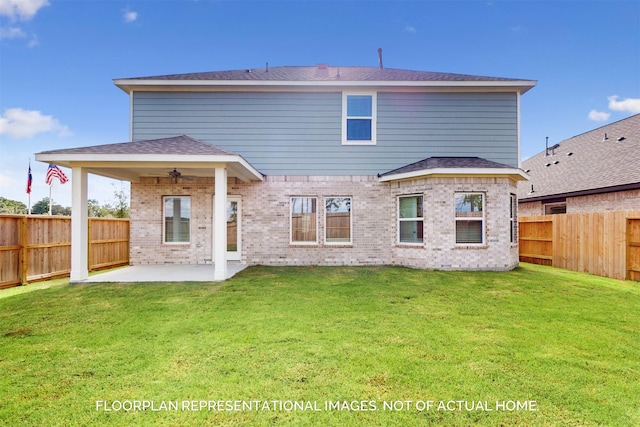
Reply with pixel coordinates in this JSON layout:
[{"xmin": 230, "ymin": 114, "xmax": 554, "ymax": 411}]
[
  {"xmin": 26, "ymin": 162, "xmax": 33, "ymax": 194},
  {"xmin": 45, "ymin": 164, "xmax": 68, "ymax": 185}
]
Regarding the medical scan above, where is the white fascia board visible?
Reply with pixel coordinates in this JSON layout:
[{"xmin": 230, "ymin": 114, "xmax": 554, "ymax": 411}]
[
  {"xmin": 379, "ymin": 167, "xmax": 530, "ymax": 182},
  {"xmin": 37, "ymin": 153, "xmax": 237, "ymax": 164},
  {"xmin": 114, "ymin": 79, "xmax": 537, "ymax": 94},
  {"xmin": 236, "ymin": 157, "xmax": 264, "ymax": 181},
  {"xmin": 36, "ymin": 153, "xmax": 264, "ymax": 181}
]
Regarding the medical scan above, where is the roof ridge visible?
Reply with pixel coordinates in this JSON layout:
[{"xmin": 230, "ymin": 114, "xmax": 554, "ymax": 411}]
[{"xmin": 116, "ymin": 65, "xmax": 533, "ymax": 83}]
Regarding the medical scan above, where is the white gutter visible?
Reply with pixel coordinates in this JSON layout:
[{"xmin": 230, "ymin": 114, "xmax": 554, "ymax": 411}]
[{"xmin": 114, "ymin": 79, "xmax": 537, "ymax": 94}]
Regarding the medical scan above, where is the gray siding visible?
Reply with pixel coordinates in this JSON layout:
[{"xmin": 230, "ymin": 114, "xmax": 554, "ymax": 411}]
[{"xmin": 132, "ymin": 91, "xmax": 519, "ymax": 175}]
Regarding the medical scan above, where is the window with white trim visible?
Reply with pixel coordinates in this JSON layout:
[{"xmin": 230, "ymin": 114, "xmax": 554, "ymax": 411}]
[
  {"xmin": 325, "ymin": 197, "xmax": 352, "ymax": 244},
  {"xmin": 398, "ymin": 195, "xmax": 424, "ymax": 244},
  {"xmin": 163, "ymin": 196, "xmax": 190, "ymax": 243},
  {"xmin": 455, "ymin": 193, "xmax": 484, "ymax": 245},
  {"xmin": 342, "ymin": 92, "xmax": 377, "ymax": 145},
  {"xmin": 291, "ymin": 197, "xmax": 317, "ymax": 244},
  {"xmin": 510, "ymin": 194, "xmax": 517, "ymax": 244}
]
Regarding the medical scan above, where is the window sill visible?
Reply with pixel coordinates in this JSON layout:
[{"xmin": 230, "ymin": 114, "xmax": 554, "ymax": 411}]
[
  {"xmin": 396, "ymin": 243, "xmax": 425, "ymax": 249},
  {"xmin": 342, "ymin": 140, "xmax": 376, "ymax": 146},
  {"xmin": 454, "ymin": 245, "xmax": 488, "ymax": 250}
]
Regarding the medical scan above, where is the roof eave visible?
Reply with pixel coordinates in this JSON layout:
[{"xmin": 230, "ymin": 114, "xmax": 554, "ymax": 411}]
[
  {"xmin": 114, "ymin": 78, "xmax": 537, "ymax": 94},
  {"xmin": 379, "ymin": 167, "xmax": 530, "ymax": 183},
  {"xmin": 35, "ymin": 152, "xmax": 264, "ymax": 183},
  {"xmin": 519, "ymin": 181, "xmax": 640, "ymax": 203}
]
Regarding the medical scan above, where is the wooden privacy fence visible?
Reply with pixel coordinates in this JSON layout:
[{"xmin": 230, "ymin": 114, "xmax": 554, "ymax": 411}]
[
  {"xmin": 519, "ymin": 210, "xmax": 640, "ymax": 281},
  {"xmin": 0, "ymin": 215, "xmax": 129, "ymax": 289}
]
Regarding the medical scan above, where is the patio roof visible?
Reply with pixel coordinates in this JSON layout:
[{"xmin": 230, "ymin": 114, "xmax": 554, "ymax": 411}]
[{"xmin": 35, "ymin": 135, "xmax": 263, "ymax": 183}]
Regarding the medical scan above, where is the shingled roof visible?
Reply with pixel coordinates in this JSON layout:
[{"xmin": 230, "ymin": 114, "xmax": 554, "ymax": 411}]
[
  {"xmin": 379, "ymin": 156, "xmax": 527, "ymax": 182},
  {"xmin": 114, "ymin": 65, "xmax": 536, "ymax": 94},
  {"xmin": 38, "ymin": 135, "xmax": 237, "ymax": 156},
  {"xmin": 518, "ymin": 114, "xmax": 640, "ymax": 201},
  {"xmin": 119, "ymin": 66, "xmax": 528, "ymax": 83},
  {"xmin": 380, "ymin": 156, "xmax": 514, "ymax": 177}
]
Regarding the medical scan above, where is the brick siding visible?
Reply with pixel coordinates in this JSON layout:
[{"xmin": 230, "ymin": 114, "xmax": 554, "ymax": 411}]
[{"xmin": 130, "ymin": 175, "xmax": 520, "ymax": 271}]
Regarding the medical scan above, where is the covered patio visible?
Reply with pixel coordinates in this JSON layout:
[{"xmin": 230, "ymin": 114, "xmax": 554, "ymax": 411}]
[
  {"xmin": 35, "ymin": 136, "xmax": 263, "ymax": 282},
  {"xmin": 82, "ymin": 263, "xmax": 249, "ymax": 283}
]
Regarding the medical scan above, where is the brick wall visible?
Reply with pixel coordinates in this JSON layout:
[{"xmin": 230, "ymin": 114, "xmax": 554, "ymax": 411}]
[
  {"xmin": 519, "ymin": 189, "xmax": 640, "ymax": 216},
  {"xmin": 519, "ymin": 200, "xmax": 543, "ymax": 216},
  {"xmin": 388, "ymin": 176, "xmax": 519, "ymax": 271},
  {"xmin": 567, "ymin": 189, "xmax": 640, "ymax": 213},
  {"xmin": 130, "ymin": 175, "xmax": 519, "ymax": 271}
]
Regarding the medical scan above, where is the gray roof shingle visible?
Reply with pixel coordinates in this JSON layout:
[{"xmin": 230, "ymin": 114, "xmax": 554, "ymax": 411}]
[
  {"xmin": 518, "ymin": 114, "xmax": 640, "ymax": 201},
  {"xmin": 380, "ymin": 156, "xmax": 514, "ymax": 177},
  {"xmin": 118, "ymin": 66, "xmax": 530, "ymax": 83},
  {"xmin": 38, "ymin": 135, "xmax": 238, "ymax": 156}
]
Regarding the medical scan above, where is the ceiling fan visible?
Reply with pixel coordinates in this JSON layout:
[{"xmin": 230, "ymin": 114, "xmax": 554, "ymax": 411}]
[{"xmin": 168, "ymin": 168, "xmax": 196, "ymax": 183}]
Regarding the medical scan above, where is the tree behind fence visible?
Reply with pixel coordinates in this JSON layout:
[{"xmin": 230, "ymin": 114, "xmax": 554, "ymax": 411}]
[{"xmin": 0, "ymin": 215, "xmax": 130, "ymax": 289}]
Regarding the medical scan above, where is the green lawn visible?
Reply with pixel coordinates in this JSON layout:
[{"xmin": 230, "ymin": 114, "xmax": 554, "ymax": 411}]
[{"xmin": 1, "ymin": 264, "xmax": 639, "ymax": 426}]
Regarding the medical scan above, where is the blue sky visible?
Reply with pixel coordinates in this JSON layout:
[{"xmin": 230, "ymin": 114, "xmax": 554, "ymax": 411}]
[{"xmin": 1, "ymin": 0, "xmax": 639, "ymax": 208}]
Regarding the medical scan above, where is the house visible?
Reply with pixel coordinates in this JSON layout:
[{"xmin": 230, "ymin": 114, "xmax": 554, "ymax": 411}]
[
  {"xmin": 518, "ymin": 114, "xmax": 640, "ymax": 215},
  {"xmin": 36, "ymin": 64, "xmax": 535, "ymax": 281}
]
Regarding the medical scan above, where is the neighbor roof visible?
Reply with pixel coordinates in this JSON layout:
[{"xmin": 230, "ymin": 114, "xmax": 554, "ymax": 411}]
[
  {"xmin": 114, "ymin": 65, "xmax": 536, "ymax": 94},
  {"xmin": 518, "ymin": 113, "xmax": 640, "ymax": 201}
]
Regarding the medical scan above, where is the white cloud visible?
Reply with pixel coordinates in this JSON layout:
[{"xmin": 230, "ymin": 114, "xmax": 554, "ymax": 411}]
[
  {"xmin": 0, "ymin": 108, "xmax": 71, "ymax": 138},
  {"xmin": 0, "ymin": 0, "xmax": 49, "ymax": 21},
  {"xmin": 404, "ymin": 24, "xmax": 416, "ymax": 34},
  {"xmin": 607, "ymin": 95, "xmax": 640, "ymax": 114},
  {"xmin": 588, "ymin": 110, "xmax": 610, "ymax": 122},
  {"xmin": 0, "ymin": 25, "xmax": 24, "ymax": 39},
  {"xmin": 123, "ymin": 8, "xmax": 138, "ymax": 23}
]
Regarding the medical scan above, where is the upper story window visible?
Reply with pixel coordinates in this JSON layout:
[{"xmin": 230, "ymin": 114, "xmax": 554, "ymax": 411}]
[{"xmin": 342, "ymin": 92, "xmax": 377, "ymax": 145}]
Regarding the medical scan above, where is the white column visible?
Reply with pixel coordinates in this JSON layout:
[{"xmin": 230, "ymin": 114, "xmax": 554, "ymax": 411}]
[
  {"xmin": 70, "ymin": 166, "xmax": 88, "ymax": 282},
  {"xmin": 214, "ymin": 166, "xmax": 228, "ymax": 281}
]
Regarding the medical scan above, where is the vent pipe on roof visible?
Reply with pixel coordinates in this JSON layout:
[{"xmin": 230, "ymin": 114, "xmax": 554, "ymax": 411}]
[
  {"xmin": 266, "ymin": 62, "xmax": 269, "ymax": 73},
  {"xmin": 378, "ymin": 48, "xmax": 384, "ymax": 70},
  {"xmin": 545, "ymin": 136, "xmax": 549, "ymax": 156}
]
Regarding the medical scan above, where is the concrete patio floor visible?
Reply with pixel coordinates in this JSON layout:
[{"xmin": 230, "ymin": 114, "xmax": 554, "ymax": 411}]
[{"xmin": 81, "ymin": 263, "xmax": 249, "ymax": 283}]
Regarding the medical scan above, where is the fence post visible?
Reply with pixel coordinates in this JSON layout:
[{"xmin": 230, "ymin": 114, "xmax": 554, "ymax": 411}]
[
  {"xmin": 88, "ymin": 218, "xmax": 92, "ymax": 272},
  {"xmin": 19, "ymin": 216, "xmax": 28, "ymax": 285}
]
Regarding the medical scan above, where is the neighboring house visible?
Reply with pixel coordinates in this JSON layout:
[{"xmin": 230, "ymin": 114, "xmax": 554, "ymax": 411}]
[
  {"xmin": 518, "ymin": 114, "xmax": 640, "ymax": 216},
  {"xmin": 36, "ymin": 64, "xmax": 535, "ymax": 281}
]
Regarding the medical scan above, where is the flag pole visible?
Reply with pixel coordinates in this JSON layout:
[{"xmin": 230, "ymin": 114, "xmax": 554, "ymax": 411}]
[
  {"xmin": 27, "ymin": 158, "xmax": 33, "ymax": 215},
  {"xmin": 49, "ymin": 182, "xmax": 53, "ymax": 215}
]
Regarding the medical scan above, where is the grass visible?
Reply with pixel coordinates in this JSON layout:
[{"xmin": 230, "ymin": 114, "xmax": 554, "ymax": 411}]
[{"xmin": 1, "ymin": 263, "xmax": 639, "ymax": 426}]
